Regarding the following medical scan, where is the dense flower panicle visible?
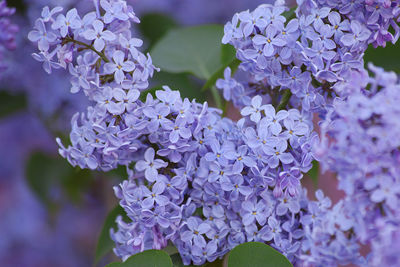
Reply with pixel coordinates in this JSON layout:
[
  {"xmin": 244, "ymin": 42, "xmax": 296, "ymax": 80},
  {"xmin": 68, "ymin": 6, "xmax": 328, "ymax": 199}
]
[
  {"xmin": 305, "ymin": 65, "xmax": 400, "ymax": 266},
  {"xmin": 218, "ymin": 1, "xmax": 400, "ymax": 266},
  {"xmin": 218, "ymin": 0, "xmax": 400, "ymax": 116},
  {"xmin": 0, "ymin": 0, "xmax": 18, "ymax": 73},
  {"xmin": 109, "ymin": 90, "xmax": 320, "ymax": 264},
  {"xmin": 27, "ymin": 0, "xmax": 158, "ymax": 170},
  {"xmin": 28, "ymin": 0, "xmax": 400, "ymax": 266},
  {"xmin": 28, "ymin": 1, "xmax": 328, "ymax": 265},
  {"xmin": 302, "ymin": 0, "xmax": 400, "ymax": 48}
]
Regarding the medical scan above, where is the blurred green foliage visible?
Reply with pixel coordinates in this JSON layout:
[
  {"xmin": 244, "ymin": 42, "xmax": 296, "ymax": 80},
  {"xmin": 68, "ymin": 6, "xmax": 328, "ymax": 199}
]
[
  {"xmin": 95, "ymin": 205, "xmax": 129, "ymax": 265},
  {"xmin": 0, "ymin": 91, "xmax": 26, "ymax": 119},
  {"xmin": 6, "ymin": 0, "xmax": 26, "ymax": 14},
  {"xmin": 26, "ymin": 152, "xmax": 92, "ymax": 210},
  {"xmin": 307, "ymin": 161, "xmax": 319, "ymax": 188},
  {"xmin": 138, "ymin": 13, "xmax": 178, "ymax": 51},
  {"xmin": 151, "ymin": 25, "xmax": 235, "ymax": 81},
  {"xmin": 364, "ymin": 42, "xmax": 400, "ymax": 72},
  {"xmin": 106, "ymin": 249, "xmax": 172, "ymax": 267}
]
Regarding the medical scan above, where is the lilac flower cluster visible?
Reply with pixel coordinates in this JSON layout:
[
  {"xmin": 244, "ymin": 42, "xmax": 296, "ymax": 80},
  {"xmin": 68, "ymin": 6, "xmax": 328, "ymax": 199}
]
[
  {"xmin": 218, "ymin": 1, "xmax": 398, "ymax": 114},
  {"xmin": 304, "ymin": 0, "xmax": 400, "ymax": 48},
  {"xmin": 0, "ymin": 0, "xmax": 18, "ymax": 73},
  {"xmin": 217, "ymin": 1, "xmax": 400, "ymax": 266},
  {"xmin": 307, "ymin": 64, "xmax": 400, "ymax": 266},
  {"xmin": 27, "ymin": 0, "xmax": 158, "ymax": 171},
  {"xmin": 28, "ymin": 0, "xmax": 400, "ymax": 266},
  {"xmin": 28, "ymin": 1, "xmax": 333, "ymax": 266},
  {"xmin": 111, "ymin": 92, "xmax": 319, "ymax": 265}
]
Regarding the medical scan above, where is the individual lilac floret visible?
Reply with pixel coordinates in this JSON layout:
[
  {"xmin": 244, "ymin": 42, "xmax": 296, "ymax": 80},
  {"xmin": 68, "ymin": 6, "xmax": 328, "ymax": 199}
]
[
  {"xmin": 82, "ymin": 20, "xmax": 115, "ymax": 51},
  {"xmin": 141, "ymin": 182, "xmax": 169, "ymax": 208},
  {"xmin": 340, "ymin": 20, "xmax": 371, "ymax": 49},
  {"xmin": 28, "ymin": 19, "xmax": 57, "ymax": 52},
  {"xmin": 252, "ymin": 26, "xmax": 286, "ymax": 57},
  {"xmin": 135, "ymin": 148, "xmax": 168, "ymax": 182},
  {"xmin": 180, "ymin": 217, "xmax": 211, "ymax": 247},
  {"xmin": 240, "ymin": 199, "xmax": 270, "ymax": 226},
  {"xmin": 240, "ymin": 95, "xmax": 266, "ymax": 123},
  {"xmin": 216, "ymin": 67, "xmax": 236, "ymax": 101},
  {"xmin": 100, "ymin": 0, "xmax": 130, "ymax": 23},
  {"xmin": 51, "ymin": 8, "xmax": 82, "ymax": 37},
  {"xmin": 263, "ymin": 138, "xmax": 294, "ymax": 169},
  {"xmin": 104, "ymin": 50, "xmax": 135, "ymax": 83}
]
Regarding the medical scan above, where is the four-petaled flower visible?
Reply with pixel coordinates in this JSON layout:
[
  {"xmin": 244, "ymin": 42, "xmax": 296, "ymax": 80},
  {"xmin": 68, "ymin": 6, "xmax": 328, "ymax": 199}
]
[
  {"xmin": 100, "ymin": 0, "xmax": 129, "ymax": 23},
  {"xmin": 241, "ymin": 95, "xmax": 267, "ymax": 123},
  {"xmin": 241, "ymin": 199, "xmax": 270, "ymax": 226},
  {"xmin": 82, "ymin": 20, "xmax": 115, "ymax": 51},
  {"xmin": 135, "ymin": 148, "xmax": 168, "ymax": 182},
  {"xmin": 263, "ymin": 138, "xmax": 294, "ymax": 168},
  {"xmin": 141, "ymin": 182, "xmax": 169, "ymax": 208},
  {"xmin": 341, "ymin": 20, "xmax": 371, "ymax": 47},
  {"xmin": 28, "ymin": 19, "xmax": 57, "ymax": 51},
  {"xmin": 181, "ymin": 217, "xmax": 211, "ymax": 247},
  {"xmin": 52, "ymin": 8, "xmax": 82, "ymax": 37},
  {"xmin": 252, "ymin": 26, "xmax": 286, "ymax": 57},
  {"xmin": 104, "ymin": 50, "xmax": 135, "ymax": 83},
  {"xmin": 108, "ymin": 88, "xmax": 139, "ymax": 115}
]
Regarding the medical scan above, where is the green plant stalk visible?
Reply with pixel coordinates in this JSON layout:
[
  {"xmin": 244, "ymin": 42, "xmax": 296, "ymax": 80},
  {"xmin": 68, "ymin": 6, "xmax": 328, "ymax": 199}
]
[
  {"xmin": 63, "ymin": 37, "xmax": 110, "ymax": 63},
  {"xmin": 277, "ymin": 90, "xmax": 292, "ymax": 111}
]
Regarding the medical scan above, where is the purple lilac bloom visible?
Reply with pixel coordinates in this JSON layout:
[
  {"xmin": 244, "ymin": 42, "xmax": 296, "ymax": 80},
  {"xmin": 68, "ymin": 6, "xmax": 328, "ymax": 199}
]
[
  {"xmin": 219, "ymin": 0, "xmax": 400, "ymax": 116},
  {"xmin": 28, "ymin": 1, "xmax": 400, "ymax": 266},
  {"xmin": 306, "ymin": 65, "xmax": 400, "ymax": 266}
]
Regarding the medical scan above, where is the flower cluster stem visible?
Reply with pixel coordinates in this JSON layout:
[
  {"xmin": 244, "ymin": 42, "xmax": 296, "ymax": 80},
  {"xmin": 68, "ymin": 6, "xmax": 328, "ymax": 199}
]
[
  {"xmin": 63, "ymin": 37, "xmax": 110, "ymax": 63},
  {"xmin": 277, "ymin": 90, "xmax": 292, "ymax": 111}
]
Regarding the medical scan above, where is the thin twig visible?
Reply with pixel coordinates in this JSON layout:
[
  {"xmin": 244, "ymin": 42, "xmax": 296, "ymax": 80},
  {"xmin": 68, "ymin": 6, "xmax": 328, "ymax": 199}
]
[{"xmin": 63, "ymin": 37, "xmax": 110, "ymax": 63}]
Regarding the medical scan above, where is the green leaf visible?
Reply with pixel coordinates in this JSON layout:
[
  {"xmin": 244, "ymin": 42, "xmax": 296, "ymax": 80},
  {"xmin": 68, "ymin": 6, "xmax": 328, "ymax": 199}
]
[
  {"xmin": 201, "ymin": 58, "xmax": 240, "ymax": 92},
  {"xmin": 163, "ymin": 243, "xmax": 178, "ymax": 256},
  {"xmin": 106, "ymin": 165, "xmax": 128, "ymax": 181},
  {"xmin": 0, "ymin": 91, "xmax": 26, "ymax": 118},
  {"xmin": 151, "ymin": 25, "xmax": 235, "ymax": 80},
  {"xmin": 170, "ymin": 253, "xmax": 223, "ymax": 267},
  {"xmin": 138, "ymin": 13, "xmax": 178, "ymax": 50},
  {"xmin": 307, "ymin": 161, "xmax": 319, "ymax": 187},
  {"xmin": 170, "ymin": 253, "xmax": 187, "ymax": 267},
  {"xmin": 282, "ymin": 7, "xmax": 296, "ymax": 20},
  {"xmin": 5, "ymin": 0, "xmax": 26, "ymax": 14},
  {"xmin": 204, "ymin": 258, "xmax": 224, "ymax": 267},
  {"xmin": 26, "ymin": 152, "xmax": 91, "ymax": 208},
  {"xmin": 152, "ymin": 71, "xmax": 205, "ymax": 101},
  {"xmin": 364, "ymin": 42, "xmax": 400, "ymax": 73},
  {"xmin": 106, "ymin": 250, "xmax": 173, "ymax": 267},
  {"xmin": 228, "ymin": 242, "xmax": 292, "ymax": 267},
  {"xmin": 95, "ymin": 205, "xmax": 128, "ymax": 264},
  {"xmin": 221, "ymin": 44, "xmax": 237, "ymax": 65}
]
